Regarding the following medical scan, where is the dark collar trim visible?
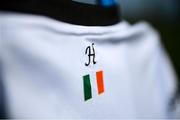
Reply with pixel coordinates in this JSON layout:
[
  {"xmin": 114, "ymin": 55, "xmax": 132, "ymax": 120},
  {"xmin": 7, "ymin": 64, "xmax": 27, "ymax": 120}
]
[{"xmin": 0, "ymin": 0, "xmax": 121, "ymax": 26}]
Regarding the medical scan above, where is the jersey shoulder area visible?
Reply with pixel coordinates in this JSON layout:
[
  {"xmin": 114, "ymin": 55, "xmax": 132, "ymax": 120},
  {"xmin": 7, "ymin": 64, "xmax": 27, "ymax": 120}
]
[{"xmin": 119, "ymin": 21, "xmax": 161, "ymax": 43}]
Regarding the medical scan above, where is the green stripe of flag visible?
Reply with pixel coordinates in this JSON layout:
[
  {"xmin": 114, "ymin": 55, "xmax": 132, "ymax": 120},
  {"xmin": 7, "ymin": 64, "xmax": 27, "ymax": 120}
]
[{"xmin": 83, "ymin": 74, "xmax": 92, "ymax": 101}]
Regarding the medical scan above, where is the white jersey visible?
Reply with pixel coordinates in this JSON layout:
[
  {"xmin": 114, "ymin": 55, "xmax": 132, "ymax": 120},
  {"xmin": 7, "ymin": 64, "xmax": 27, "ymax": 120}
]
[{"xmin": 0, "ymin": 13, "xmax": 177, "ymax": 118}]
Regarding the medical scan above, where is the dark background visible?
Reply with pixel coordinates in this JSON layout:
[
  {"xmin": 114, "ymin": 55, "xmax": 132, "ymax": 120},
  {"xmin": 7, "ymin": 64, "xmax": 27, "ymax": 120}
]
[{"xmin": 120, "ymin": 0, "xmax": 180, "ymax": 93}]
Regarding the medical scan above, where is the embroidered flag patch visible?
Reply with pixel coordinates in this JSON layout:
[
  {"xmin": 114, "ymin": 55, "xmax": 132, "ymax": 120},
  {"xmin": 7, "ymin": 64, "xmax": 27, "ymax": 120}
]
[{"xmin": 83, "ymin": 70, "xmax": 104, "ymax": 101}]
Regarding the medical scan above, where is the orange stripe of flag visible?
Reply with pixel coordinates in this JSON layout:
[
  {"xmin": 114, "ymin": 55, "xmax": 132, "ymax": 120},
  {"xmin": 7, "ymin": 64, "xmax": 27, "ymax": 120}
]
[{"xmin": 96, "ymin": 71, "xmax": 104, "ymax": 95}]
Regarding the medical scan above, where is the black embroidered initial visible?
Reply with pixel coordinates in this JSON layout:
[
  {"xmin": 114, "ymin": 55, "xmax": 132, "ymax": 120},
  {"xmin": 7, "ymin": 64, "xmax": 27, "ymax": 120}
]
[{"xmin": 85, "ymin": 43, "xmax": 97, "ymax": 66}]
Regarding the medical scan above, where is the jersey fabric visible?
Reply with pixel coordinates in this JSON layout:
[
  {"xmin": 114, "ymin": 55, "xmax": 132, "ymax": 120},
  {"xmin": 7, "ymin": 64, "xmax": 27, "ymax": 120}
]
[{"xmin": 0, "ymin": 12, "xmax": 176, "ymax": 118}]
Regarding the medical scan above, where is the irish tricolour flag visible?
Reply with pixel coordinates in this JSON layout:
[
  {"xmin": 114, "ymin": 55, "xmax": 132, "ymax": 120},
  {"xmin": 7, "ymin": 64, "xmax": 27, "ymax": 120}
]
[{"xmin": 83, "ymin": 71, "xmax": 104, "ymax": 101}]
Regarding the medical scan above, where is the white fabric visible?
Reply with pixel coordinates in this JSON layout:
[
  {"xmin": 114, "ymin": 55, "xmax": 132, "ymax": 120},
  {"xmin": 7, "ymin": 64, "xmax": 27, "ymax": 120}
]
[{"xmin": 0, "ymin": 13, "xmax": 177, "ymax": 118}]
